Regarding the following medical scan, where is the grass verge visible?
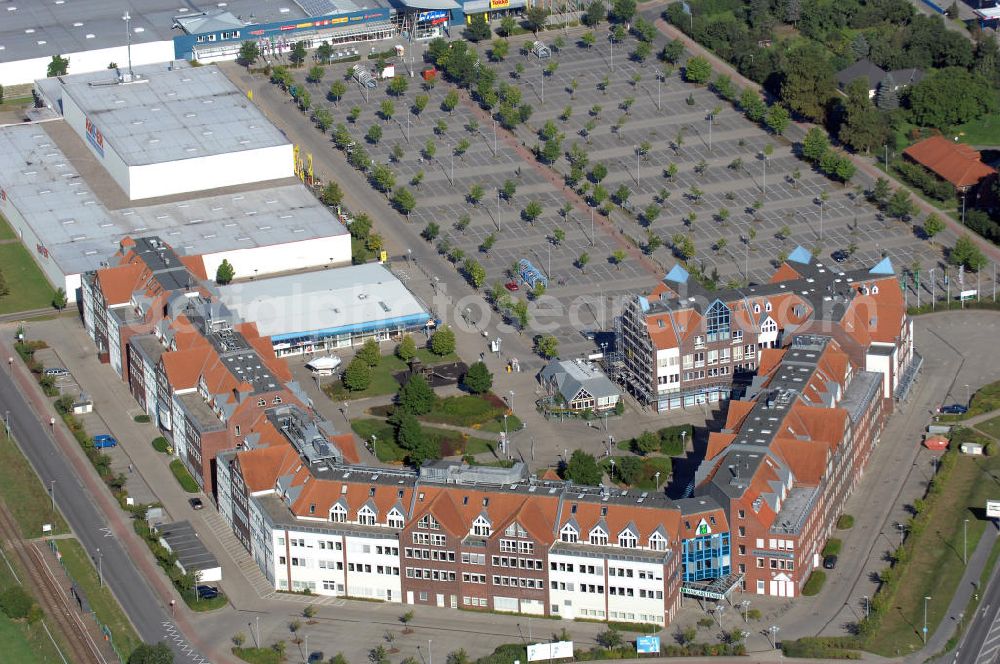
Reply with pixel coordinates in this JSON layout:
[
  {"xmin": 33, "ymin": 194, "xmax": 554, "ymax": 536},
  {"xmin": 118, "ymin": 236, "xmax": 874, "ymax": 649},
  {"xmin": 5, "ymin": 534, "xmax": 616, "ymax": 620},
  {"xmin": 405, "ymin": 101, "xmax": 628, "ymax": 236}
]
[
  {"xmin": 56, "ymin": 538, "xmax": 143, "ymax": 659},
  {"xmin": 973, "ymin": 414, "xmax": 1000, "ymax": 441},
  {"xmin": 233, "ymin": 646, "xmax": 283, "ymax": 664},
  {"xmin": 951, "ymin": 116, "xmax": 1000, "ymax": 146},
  {"xmin": 169, "ymin": 459, "xmax": 200, "ymax": 493},
  {"xmin": 0, "ymin": 213, "xmax": 17, "ymax": 240},
  {"xmin": 0, "ymin": 542, "xmax": 70, "ymax": 664},
  {"xmin": 863, "ymin": 454, "xmax": 1000, "ymax": 656},
  {"xmin": 0, "ymin": 243, "xmax": 55, "ymax": 315},
  {"xmin": 600, "ymin": 455, "xmax": 672, "ymax": 490},
  {"xmin": 0, "ymin": 436, "xmax": 68, "ymax": 538},
  {"xmin": 802, "ymin": 570, "xmax": 826, "ymax": 596}
]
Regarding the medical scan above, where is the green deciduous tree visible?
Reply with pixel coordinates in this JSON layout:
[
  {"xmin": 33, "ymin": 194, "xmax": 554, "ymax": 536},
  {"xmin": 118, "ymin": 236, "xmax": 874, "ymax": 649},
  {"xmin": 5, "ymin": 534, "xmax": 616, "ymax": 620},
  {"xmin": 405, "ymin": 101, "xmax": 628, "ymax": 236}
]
[
  {"xmin": 950, "ymin": 234, "xmax": 987, "ymax": 271},
  {"xmin": 683, "ymin": 56, "xmax": 712, "ymax": 84},
  {"xmin": 430, "ymin": 325, "xmax": 456, "ymax": 356},
  {"xmin": 343, "ymin": 359, "xmax": 371, "ymax": 391},
  {"xmin": 398, "ymin": 374, "xmax": 436, "ymax": 415},
  {"xmin": 923, "ymin": 214, "xmax": 945, "ymax": 239},
  {"xmin": 392, "ymin": 188, "xmax": 417, "ymax": 217},
  {"xmin": 47, "ymin": 54, "xmax": 70, "ymax": 77},
  {"xmin": 307, "ymin": 65, "xmax": 325, "ymax": 83},
  {"xmin": 237, "ymin": 41, "xmax": 260, "ymax": 67},
  {"xmin": 838, "ymin": 79, "xmax": 888, "ymax": 154},
  {"xmin": 396, "ymin": 334, "xmax": 417, "ymax": 361},
  {"xmin": 462, "ymin": 361, "xmax": 493, "ymax": 394},
  {"xmin": 357, "ymin": 338, "xmax": 382, "ymax": 366},
  {"xmin": 765, "ymin": 104, "xmax": 791, "ymax": 135},
  {"xmin": 215, "ymin": 259, "xmax": 235, "ymax": 285},
  {"xmin": 780, "ymin": 42, "xmax": 835, "ymax": 122},
  {"xmin": 907, "ymin": 68, "xmax": 998, "ymax": 128},
  {"xmin": 464, "ymin": 13, "xmax": 492, "ymax": 41},
  {"xmin": 562, "ymin": 449, "xmax": 601, "ymax": 485},
  {"xmin": 127, "ymin": 642, "xmax": 174, "ymax": 664},
  {"xmin": 802, "ymin": 127, "xmax": 830, "ymax": 163}
]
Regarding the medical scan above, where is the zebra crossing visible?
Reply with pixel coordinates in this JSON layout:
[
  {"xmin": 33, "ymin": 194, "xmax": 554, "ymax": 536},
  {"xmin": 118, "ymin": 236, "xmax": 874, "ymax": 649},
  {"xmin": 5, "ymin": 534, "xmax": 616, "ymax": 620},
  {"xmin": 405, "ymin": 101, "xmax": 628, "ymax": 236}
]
[{"xmin": 161, "ymin": 621, "xmax": 209, "ymax": 664}]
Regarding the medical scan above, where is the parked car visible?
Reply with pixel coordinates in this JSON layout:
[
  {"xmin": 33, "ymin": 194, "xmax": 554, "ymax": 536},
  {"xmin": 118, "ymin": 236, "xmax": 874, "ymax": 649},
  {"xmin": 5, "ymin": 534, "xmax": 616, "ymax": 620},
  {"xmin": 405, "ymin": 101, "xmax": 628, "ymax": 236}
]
[
  {"xmin": 939, "ymin": 404, "xmax": 969, "ymax": 414},
  {"xmin": 92, "ymin": 434, "xmax": 117, "ymax": 449},
  {"xmin": 580, "ymin": 330, "xmax": 596, "ymax": 341},
  {"xmin": 43, "ymin": 367, "xmax": 69, "ymax": 377},
  {"xmin": 308, "ymin": 653, "xmax": 326, "ymax": 664},
  {"xmin": 823, "ymin": 555, "xmax": 838, "ymax": 570},
  {"xmin": 189, "ymin": 497, "xmax": 204, "ymax": 510},
  {"xmin": 195, "ymin": 585, "xmax": 219, "ymax": 600},
  {"xmin": 504, "ymin": 281, "xmax": 520, "ymax": 292},
  {"xmin": 831, "ymin": 250, "xmax": 849, "ymax": 263}
]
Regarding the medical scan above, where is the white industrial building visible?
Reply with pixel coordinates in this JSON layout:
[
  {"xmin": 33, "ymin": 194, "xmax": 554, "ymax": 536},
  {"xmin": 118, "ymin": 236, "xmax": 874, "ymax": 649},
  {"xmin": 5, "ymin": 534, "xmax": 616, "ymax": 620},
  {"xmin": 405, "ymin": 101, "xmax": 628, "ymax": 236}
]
[
  {"xmin": 34, "ymin": 62, "xmax": 293, "ymax": 200},
  {"xmin": 0, "ymin": 0, "xmax": 306, "ymax": 86},
  {"xmin": 217, "ymin": 263, "xmax": 431, "ymax": 357},
  {"xmin": 0, "ymin": 63, "xmax": 351, "ymax": 303}
]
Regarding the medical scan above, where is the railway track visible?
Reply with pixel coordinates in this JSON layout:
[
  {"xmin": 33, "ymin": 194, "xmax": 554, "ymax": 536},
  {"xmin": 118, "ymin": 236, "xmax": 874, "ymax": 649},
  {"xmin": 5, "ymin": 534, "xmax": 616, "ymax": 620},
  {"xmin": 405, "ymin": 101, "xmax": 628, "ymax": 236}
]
[{"xmin": 0, "ymin": 503, "xmax": 109, "ymax": 664}]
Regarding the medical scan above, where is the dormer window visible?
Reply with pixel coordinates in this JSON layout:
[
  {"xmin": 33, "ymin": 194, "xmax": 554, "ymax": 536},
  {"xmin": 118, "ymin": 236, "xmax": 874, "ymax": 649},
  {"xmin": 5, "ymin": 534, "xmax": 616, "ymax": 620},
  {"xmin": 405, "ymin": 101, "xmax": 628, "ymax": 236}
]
[
  {"xmin": 418, "ymin": 514, "xmax": 440, "ymax": 530},
  {"xmin": 273, "ymin": 396, "xmax": 282, "ymax": 405},
  {"xmin": 649, "ymin": 532, "xmax": 667, "ymax": 551},
  {"xmin": 871, "ymin": 285, "xmax": 879, "ymax": 294},
  {"xmin": 505, "ymin": 522, "xmax": 528, "ymax": 538},
  {"xmin": 560, "ymin": 523, "xmax": 579, "ymax": 543},
  {"xmin": 472, "ymin": 515, "xmax": 491, "ymax": 537},
  {"xmin": 257, "ymin": 398, "xmax": 266, "ymax": 407},
  {"xmin": 357, "ymin": 504, "xmax": 377, "ymax": 526},
  {"xmin": 765, "ymin": 301, "xmax": 772, "ymax": 312},
  {"xmin": 753, "ymin": 304, "xmax": 760, "ymax": 314},
  {"xmin": 618, "ymin": 530, "xmax": 637, "ymax": 548},
  {"xmin": 330, "ymin": 503, "xmax": 347, "ymax": 523},
  {"xmin": 387, "ymin": 509, "xmax": 404, "ymax": 528},
  {"xmin": 589, "ymin": 526, "xmax": 608, "ymax": 546}
]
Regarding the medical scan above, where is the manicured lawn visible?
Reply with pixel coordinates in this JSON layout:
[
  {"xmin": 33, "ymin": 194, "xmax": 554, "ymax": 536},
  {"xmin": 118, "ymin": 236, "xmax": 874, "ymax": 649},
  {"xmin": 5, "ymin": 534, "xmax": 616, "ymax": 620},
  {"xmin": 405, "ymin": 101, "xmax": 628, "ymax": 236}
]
[
  {"xmin": 56, "ymin": 538, "xmax": 143, "ymax": 660},
  {"xmin": 352, "ymin": 418, "xmax": 498, "ymax": 463},
  {"xmin": 967, "ymin": 381, "xmax": 1000, "ymax": 417},
  {"xmin": 0, "ymin": 214, "xmax": 17, "ymax": 240},
  {"xmin": 952, "ymin": 116, "xmax": 1000, "ymax": 147},
  {"xmin": 601, "ymin": 455, "xmax": 673, "ymax": 490},
  {"xmin": 324, "ymin": 348, "xmax": 460, "ymax": 401},
  {"xmin": 0, "ymin": 436, "xmax": 68, "ymax": 538},
  {"xmin": 422, "ymin": 393, "xmax": 507, "ymax": 428},
  {"xmin": 169, "ymin": 459, "xmax": 200, "ymax": 493},
  {"xmin": 0, "ymin": 96, "xmax": 32, "ymax": 112},
  {"xmin": 822, "ymin": 538, "xmax": 842, "ymax": 557},
  {"xmin": 0, "ymin": 543, "xmax": 70, "ymax": 664},
  {"xmin": 864, "ymin": 455, "xmax": 1000, "ymax": 656},
  {"xmin": 0, "ymin": 242, "xmax": 55, "ymax": 315}
]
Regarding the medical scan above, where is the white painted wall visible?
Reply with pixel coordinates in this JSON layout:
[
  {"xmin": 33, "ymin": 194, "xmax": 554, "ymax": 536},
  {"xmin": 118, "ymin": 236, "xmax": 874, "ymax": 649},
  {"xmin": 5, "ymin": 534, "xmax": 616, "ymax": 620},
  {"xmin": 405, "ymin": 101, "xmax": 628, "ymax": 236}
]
[
  {"xmin": 200, "ymin": 234, "xmax": 352, "ymax": 283},
  {"xmin": 0, "ymin": 194, "xmax": 73, "ymax": 298},
  {"xmin": 0, "ymin": 41, "xmax": 176, "ymax": 87},
  {"xmin": 127, "ymin": 144, "xmax": 294, "ymax": 200},
  {"xmin": 344, "ymin": 534, "xmax": 402, "ymax": 602},
  {"xmin": 865, "ymin": 347, "xmax": 893, "ymax": 398},
  {"xmin": 107, "ymin": 313, "xmax": 123, "ymax": 377},
  {"xmin": 548, "ymin": 552, "xmax": 607, "ymax": 621},
  {"xmin": 605, "ymin": 559, "xmax": 666, "ymax": 626},
  {"xmin": 60, "ymin": 90, "xmax": 132, "ymax": 199}
]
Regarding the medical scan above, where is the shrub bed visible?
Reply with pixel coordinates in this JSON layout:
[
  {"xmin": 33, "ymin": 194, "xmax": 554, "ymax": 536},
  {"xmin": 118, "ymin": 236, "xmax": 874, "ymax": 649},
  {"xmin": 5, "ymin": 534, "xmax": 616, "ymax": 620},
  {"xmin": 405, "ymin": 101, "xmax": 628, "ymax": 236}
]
[{"xmin": 837, "ymin": 514, "xmax": 855, "ymax": 529}]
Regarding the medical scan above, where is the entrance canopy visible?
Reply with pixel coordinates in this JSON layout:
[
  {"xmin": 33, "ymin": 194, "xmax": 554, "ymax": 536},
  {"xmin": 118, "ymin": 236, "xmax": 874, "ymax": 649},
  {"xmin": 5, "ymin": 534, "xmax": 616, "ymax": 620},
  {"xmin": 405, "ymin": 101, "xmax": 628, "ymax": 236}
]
[{"xmin": 682, "ymin": 572, "xmax": 744, "ymax": 600}]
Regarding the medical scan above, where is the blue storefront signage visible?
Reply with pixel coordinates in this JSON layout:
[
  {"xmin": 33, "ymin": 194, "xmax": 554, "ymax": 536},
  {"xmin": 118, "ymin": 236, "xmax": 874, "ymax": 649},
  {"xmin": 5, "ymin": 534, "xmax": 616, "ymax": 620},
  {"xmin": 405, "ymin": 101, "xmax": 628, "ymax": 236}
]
[
  {"xmin": 636, "ymin": 636, "xmax": 660, "ymax": 654},
  {"xmin": 417, "ymin": 10, "xmax": 449, "ymax": 21}
]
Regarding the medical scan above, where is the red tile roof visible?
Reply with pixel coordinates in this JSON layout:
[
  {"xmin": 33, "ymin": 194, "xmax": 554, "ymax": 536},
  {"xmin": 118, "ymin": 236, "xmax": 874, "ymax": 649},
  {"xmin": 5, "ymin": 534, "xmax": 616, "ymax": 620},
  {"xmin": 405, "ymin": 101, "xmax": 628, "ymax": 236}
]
[{"xmin": 903, "ymin": 136, "xmax": 996, "ymax": 189}]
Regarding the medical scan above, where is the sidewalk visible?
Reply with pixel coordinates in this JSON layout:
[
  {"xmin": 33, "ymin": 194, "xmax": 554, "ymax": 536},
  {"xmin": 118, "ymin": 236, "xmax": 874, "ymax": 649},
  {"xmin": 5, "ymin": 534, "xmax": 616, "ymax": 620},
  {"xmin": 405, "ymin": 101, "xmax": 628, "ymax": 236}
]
[{"xmin": 912, "ymin": 521, "xmax": 1000, "ymax": 661}]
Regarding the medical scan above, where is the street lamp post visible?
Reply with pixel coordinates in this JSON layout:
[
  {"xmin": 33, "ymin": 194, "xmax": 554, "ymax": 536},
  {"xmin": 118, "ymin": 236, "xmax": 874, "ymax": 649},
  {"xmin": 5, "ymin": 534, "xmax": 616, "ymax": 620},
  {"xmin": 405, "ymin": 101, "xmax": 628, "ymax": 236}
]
[
  {"xmin": 609, "ymin": 458, "xmax": 615, "ymax": 481},
  {"xmin": 429, "ymin": 639, "xmax": 433, "ymax": 664},
  {"xmin": 97, "ymin": 548, "xmax": 103, "ymax": 587},
  {"xmin": 741, "ymin": 599, "xmax": 750, "ymax": 623},
  {"xmin": 768, "ymin": 625, "xmax": 779, "ymax": 650},
  {"xmin": 862, "ymin": 595, "xmax": 869, "ymax": 618},
  {"xmin": 634, "ymin": 145, "xmax": 640, "ymax": 186},
  {"xmin": 714, "ymin": 604, "xmax": 725, "ymax": 628},
  {"xmin": 654, "ymin": 471, "xmax": 660, "ymax": 490},
  {"xmin": 896, "ymin": 522, "xmax": 905, "ymax": 547},
  {"xmin": 922, "ymin": 596, "xmax": 931, "ymax": 644},
  {"xmin": 371, "ymin": 434, "xmax": 378, "ymax": 461},
  {"xmin": 49, "ymin": 480, "xmax": 55, "ymax": 514},
  {"xmin": 965, "ymin": 384, "xmax": 971, "ymax": 408},
  {"xmin": 342, "ymin": 401, "xmax": 349, "ymax": 424}
]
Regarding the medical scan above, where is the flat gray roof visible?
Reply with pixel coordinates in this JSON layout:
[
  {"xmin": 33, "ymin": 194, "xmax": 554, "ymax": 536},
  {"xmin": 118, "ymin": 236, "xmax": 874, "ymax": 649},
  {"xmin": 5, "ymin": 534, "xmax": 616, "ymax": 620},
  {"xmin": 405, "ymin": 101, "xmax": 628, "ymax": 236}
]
[
  {"xmin": 0, "ymin": 122, "xmax": 346, "ymax": 278},
  {"xmin": 35, "ymin": 62, "xmax": 288, "ymax": 166},
  {"xmin": 157, "ymin": 520, "xmax": 220, "ymax": 573},
  {"xmin": 217, "ymin": 263, "xmax": 430, "ymax": 342},
  {"xmin": 0, "ymin": 0, "xmax": 307, "ymax": 65}
]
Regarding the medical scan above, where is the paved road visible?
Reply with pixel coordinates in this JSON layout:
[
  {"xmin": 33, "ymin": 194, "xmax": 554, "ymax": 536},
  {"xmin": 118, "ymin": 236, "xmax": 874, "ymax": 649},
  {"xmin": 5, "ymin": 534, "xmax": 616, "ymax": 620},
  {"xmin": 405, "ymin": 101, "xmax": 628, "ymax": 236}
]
[
  {"xmin": 957, "ymin": 557, "xmax": 1000, "ymax": 664},
  {"xmin": 0, "ymin": 359, "xmax": 212, "ymax": 663}
]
